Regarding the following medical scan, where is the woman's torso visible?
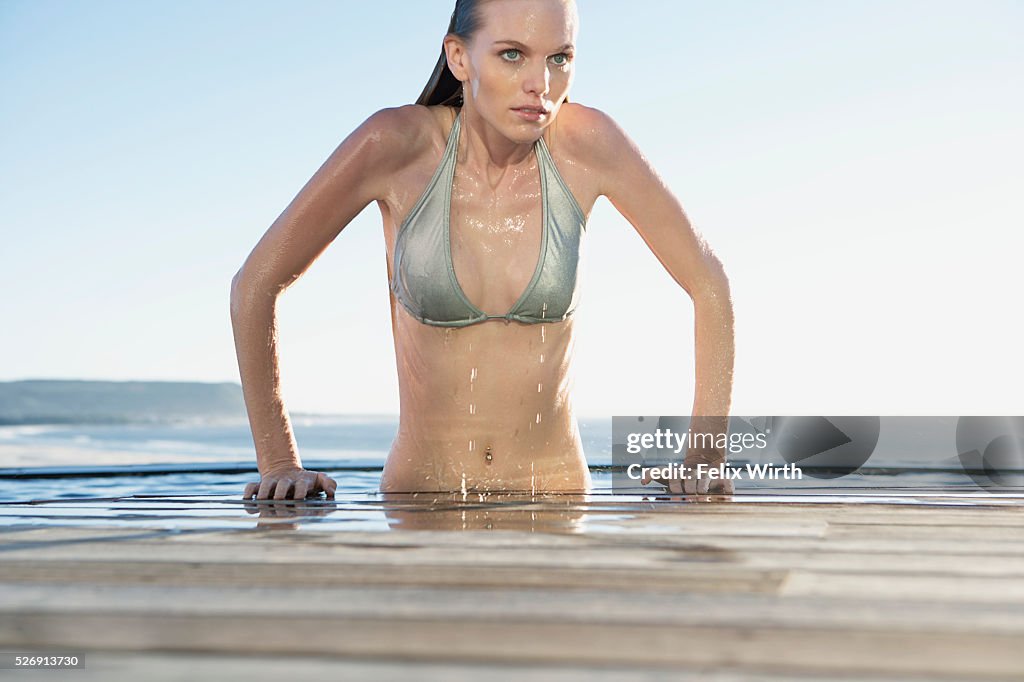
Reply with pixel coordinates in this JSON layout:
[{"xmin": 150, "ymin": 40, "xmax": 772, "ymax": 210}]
[{"xmin": 375, "ymin": 104, "xmax": 600, "ymax": 493}]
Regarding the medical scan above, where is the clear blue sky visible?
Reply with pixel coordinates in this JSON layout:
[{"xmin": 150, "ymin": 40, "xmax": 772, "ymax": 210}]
[{"xmin": 1, "ymin": 0, "xmax": 1021, "ymax": 417}]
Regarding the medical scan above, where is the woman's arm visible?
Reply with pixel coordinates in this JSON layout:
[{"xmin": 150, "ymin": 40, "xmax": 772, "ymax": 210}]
[
  {"xmin": 231, "ymin": 106, "xmax": 419, "ymax": 499},
  {"xmin": 577, "ymin": 106, "xmax": 736, "ymax": 495}
]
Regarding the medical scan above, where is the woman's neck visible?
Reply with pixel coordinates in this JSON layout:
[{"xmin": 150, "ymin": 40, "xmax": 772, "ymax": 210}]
[{"xmin": 456, "ymin": 105, "xmax": 538, "ymax": 176}]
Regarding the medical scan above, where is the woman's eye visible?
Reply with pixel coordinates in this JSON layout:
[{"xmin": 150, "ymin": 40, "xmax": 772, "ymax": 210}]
[
  {"xmin": 501, "ymin": 49, "xmax": 521, "ymax": 62},
  {"xmin": 550, "ymin": 53, "xmax": 572, "ymax": 67}
]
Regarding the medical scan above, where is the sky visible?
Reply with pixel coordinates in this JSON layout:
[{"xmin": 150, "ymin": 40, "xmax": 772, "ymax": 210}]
[{"xmin": 0, "ymin": 0, "xmax": 1021, "ymax": 418}]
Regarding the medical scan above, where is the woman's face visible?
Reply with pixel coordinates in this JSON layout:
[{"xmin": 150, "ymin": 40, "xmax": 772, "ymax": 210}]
[{"xmin": 446, "ymin": 0, "xmax": 578, "ymax": 142}]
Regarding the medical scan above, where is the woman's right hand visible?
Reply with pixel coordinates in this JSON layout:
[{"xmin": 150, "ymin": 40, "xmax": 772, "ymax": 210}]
[{"xmin": 243, "ymin": 466, "xmax": 337, "ymax": 500}]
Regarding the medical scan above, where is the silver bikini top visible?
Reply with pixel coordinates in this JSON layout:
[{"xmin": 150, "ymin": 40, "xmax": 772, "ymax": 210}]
[{"xmin": 389, "ymin": 108, "xmax": 587, "ymax": 327}]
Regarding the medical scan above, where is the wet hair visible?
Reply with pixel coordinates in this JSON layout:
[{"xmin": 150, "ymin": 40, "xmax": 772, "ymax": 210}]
[
  {"xmin": 416, "ymin": 1, "xmax": 484, "ymax": 107},
  {"xmin": 416, "ymin": 0, "xmax": 571, "ymax": 107}
]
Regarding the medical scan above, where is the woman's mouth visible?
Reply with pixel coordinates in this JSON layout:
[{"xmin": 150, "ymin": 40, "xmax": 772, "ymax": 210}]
[{"xmin": 512, "ymin": 107, "xmax": 549, "ymax": 122}]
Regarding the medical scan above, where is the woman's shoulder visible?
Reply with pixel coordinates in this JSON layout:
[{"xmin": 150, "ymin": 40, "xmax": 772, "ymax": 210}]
[
  {"xmin": 551, "ymin": 102, "xmax": 633, "ymax": 167},
  {"xmin": 353, "ymin": 104, "xmax": 455, "ymax": 171},
  {"xmin": 361, "ymin": 104, "xmax": 454, "ymax": 146},
  {"xmin": 555, "ymin": 101, "xmax": 611, "ymax": 130}
]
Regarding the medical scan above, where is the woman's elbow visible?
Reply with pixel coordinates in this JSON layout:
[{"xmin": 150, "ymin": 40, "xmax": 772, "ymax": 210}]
[
  {"xmin": 230, "ymin": 269, "xmax": 273, "ymax": 318},
  {"xmin": 691, "ymin": 259, "xmax": 733, "ymax": 314},
  {"xmin": 693, "ymin": 256, "xmax": 730, "ymax": 298},
  {"xmin": 229, "ymin": 270, "xmax": 246, "ymax": 315}
]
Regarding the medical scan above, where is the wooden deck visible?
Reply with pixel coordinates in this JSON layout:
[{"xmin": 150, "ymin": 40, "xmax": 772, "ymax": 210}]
[{"xmin": 1, "ymin": 490, "xmax": 1023, "ymax": 680}]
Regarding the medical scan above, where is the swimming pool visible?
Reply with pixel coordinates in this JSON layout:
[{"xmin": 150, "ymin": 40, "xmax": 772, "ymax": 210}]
[
  {"xmin": 4, "ymin": 416, "xmax": 1020, "ymax": 534},
  {"xmin": 2, "ymin": 465, "xmax": 1019, "ymax": 534}
]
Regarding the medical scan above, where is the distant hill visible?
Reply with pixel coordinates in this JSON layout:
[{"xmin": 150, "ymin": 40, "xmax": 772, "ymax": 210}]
[{"xmin": 0, "ymin": 380, "xmax": 247, "ymax": 425}]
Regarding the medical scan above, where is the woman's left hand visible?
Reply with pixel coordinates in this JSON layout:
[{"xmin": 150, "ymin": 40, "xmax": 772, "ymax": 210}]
[{"xmin": 641, "ymin": 450, "xmax": 735, "ymax": 496}]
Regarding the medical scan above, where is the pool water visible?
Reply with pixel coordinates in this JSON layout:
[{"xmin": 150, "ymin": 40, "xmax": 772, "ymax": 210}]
[{"xmin": 1, "ymin": 467, "xmax": 1021, "ymax": 534}]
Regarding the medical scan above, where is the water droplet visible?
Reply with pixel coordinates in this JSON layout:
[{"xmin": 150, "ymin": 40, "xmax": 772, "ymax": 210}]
[
  {"xmin": 537, "ymin": 383, "xmax": 543, "ymax": 393},
  {"xmin": 536, "ymin": 413, "xmax": 542, "ymax": 424},
  {"xmin": 470, "ymin": 367, "xmax": 477, "ymax": 381},
  {"xmin": 469, "ymin": 403, "xmax": 476, "ymax": 415},
  {"xmin": 468, "ymin": 439, "xmax": 475, "ymax": 451},
  {"xmin": 540, "ymin": 327, "xmax": 545, "ymax": 343},
  {"xmin": 539, "ymin": 354, "xmax": 544, "ymax": 363}
]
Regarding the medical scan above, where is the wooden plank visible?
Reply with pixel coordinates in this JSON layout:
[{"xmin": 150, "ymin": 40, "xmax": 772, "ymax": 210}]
[
  {"xmin": 9, "ymin": 523, "xmax": 1024, "ymax": 558},
  {"xmin": 4, "ymin": 542, "xmax": 1024, "ymax": 581},
  {"xmin": 7, "ymin": 651, "xmax": 933, "ymax": 682},
  {"xmin": 1, "ymin": 612, "xmax": 1022, "ymax": 678},
  {"xmin": 3, "ymin": 534, "xmax": 1023, "ymax": 580},
  {"xmin": 2, "ymin": 583, "xmax": 1024, "ymax": 634},
  {"xmin": 0, "ymin": 561, "xmax": 786, "ymax": 594},
  {"xmin": 3, "ymin": 500, "xmax": 1024, "ymax": 679},
  {"xmin": 824, "ymin": 524, "xmax": 1024, "ymax": 542},
  {"xmin": 783, "ymin": 570, "xmax": 1024, "ymax": 603}
]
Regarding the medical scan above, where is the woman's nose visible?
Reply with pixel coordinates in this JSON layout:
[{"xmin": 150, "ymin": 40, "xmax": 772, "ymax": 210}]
[{"xmin": 522, "ymin": 64, "xmax": 550, "ymax": 97}]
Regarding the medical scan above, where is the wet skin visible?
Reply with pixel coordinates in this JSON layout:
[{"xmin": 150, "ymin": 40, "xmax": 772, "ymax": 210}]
[{"xmin": 234, "ymin": 0, "xmax": 735, "ymax": 499}]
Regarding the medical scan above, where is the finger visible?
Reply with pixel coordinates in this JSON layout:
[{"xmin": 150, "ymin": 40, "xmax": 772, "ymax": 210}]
[
  {"xmin": 668, "ymin": 477, "xmax": 683, "ymax": 494},
  {"xmin": 323, "ymin": 476, "xmax": 337, "ymax": 500},
  {"xmin": 273, "ymin": 478, "xmax": 295, "ymax": 500},
  {"xmin": 684, "ymin": 477, "xmax": 697, "ymax": 495},
  {"xmin": 708, "ymin": 477, "xmax": 733, "ymax": 496},
  {"xmin": 641, "ymin": 470, "xmax": 651, "ymax": 485},
  {"xmin": 698, "ymin": 476, "xmax": 711, "ymax": 495},
  {"xmin": 293, "ymin": 479, "xmax": 311, "ymax": 500},
  {"xmin": 243, "ymin": 482, "xmax": 257, "ymax": 499},
  {"xmin": 257, "ymin": 478, "xmax": 275, "ymax": 500}
]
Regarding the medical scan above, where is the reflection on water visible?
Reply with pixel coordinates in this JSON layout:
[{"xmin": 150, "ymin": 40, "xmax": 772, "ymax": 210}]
[
  {"xmin": 239, "ymin": 492, "xmax": 594, "ymax": 533},
  {"xmin": 380, "ymin": 491, "xmax": 590, "ymax": 532}
]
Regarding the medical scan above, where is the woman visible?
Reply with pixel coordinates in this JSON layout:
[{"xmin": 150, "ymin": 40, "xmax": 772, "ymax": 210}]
[{"xmin": 233, "ymin": 0, "xmax": 735, "ymax": 501}]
